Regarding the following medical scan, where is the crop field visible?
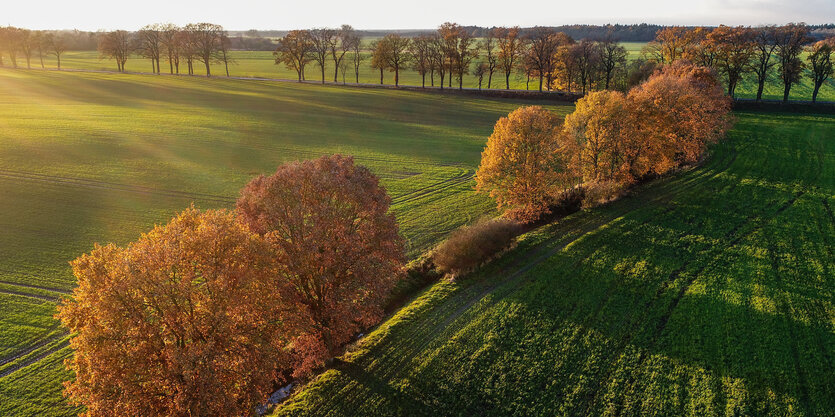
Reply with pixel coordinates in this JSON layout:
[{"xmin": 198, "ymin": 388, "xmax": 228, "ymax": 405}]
[
  {"xmin": 0, "ymin": 68, "xmax": 575, "ymax": 416},
  {"xmin": 274, "ymin": 111, "xmax": 835, "ymax": 416},
  {"xmin": 22, "ymin": 41, "xmax": 835, "ymax": 102}
]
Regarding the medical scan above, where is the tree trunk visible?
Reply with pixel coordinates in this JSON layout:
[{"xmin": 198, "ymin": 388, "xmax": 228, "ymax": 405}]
[
  {"xmin": 395, "ymin": 68, "xmax": 399, "ymax": 86},
  {"xmin": 151, "ymin": 60, "xmax": 155, "ymax": 73},
  {"xmin": 812, "ymin": 83, "xmax": 820, "ymax": 103},
  {"xmin": 379, "ymin": 68, "xmax": 383, "ymax": 84},
  {"xmin": 756, "ymin": 78, "xmax": 765, "ymax": 101},
  {"xmin": 39, "ymin": 54, "xmax": 44, "ymax": 69},
  {"xmin": 459, "ymin": 74, "xmax": 463, "ymax": 90},
  {"xmin": 538, "ymin": 74, "xmax": 543, "ymax": 92},
  {"xmin": 169, "ymin": 53, "xmax": 174, "ymax": 74},
  {"xmin": 205, "ymin": 60, "xmax": 211, "ymax": 77},
  {"xmin": 782, "ymin": 82, "xmax": 790, "ymax": 103},
  {"xmin": 487, "ymin": 71, "xmax": 492, "ymax": 89},
  {"xmin": 57, "ymin": 56, "xmax": 61, "ymax": 70},
  {"xmin": 506, "ymin": 72, "xmax": 510, "ymax": 89},
  {"xmin": 320, "ymin": 65, "xmax": 325, "ymax": 84},
  {"xmin": 422, "ymin": 73, "xmax": 425, "ymax": 88},
  {"xmin": 334, "ymin": 61, "xmax": 339, "ymax": 83},
  {"xmin": 225, "ymin": 60, "xmax": 229, "ymax": 77}
]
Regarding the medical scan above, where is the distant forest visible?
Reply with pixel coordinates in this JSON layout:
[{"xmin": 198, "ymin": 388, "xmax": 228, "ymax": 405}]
[{"xmin": 32, "ymin": 24, "xmax": 835, "ymax": 51}]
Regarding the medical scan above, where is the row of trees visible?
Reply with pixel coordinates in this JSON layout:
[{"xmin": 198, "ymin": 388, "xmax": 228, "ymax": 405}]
[
  {"xmin": 0, "ymin": 27, "xmax": 69, "ymax": 69},
  {"xmin": 57, "ymin": 155, "xmax": 406, "ymax": 416},
  {"xmin": 98, "ymin": 23, "xmax": 232, "ymax": 76},
  {"xmin": 476, "ymin": 62, "xmax": 732, "ymax": 222},
  {"xmin": 273, "ymin": 23, "xmax": 632, "ymax": 92},
  {"xmin": 645, "ymin": 24, "xmax": 834, "ymax": 102}
]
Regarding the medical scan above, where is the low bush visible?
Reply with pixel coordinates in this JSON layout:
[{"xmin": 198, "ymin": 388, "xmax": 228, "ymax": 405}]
[
  {"xmin": 582, "ymin": 180, "xmax": 627, "ymax": 208},
  {"xmin": 433, "ymin": 217, "xmax": 522, "ymax": 275}
]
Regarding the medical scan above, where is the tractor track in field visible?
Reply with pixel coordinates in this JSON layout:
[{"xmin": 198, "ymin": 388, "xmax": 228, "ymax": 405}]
[
  {"xmin": 0, "ymin": 169, "xmax": 236, "ymax": 204},
  {"xmin": 0, "ymin": 339, "xmax": 71, "ymax": 379},
  {"xmin": 0, "ymin": 328, "xmax": 68, "ymax": 370},
  {"xmin": 390, "ymin": 170, "xmax": 474, "ymax": 206},
  {"xmin": 0, "ymin": 288, "xmax": 60, "ymax": 303},
  {"xmin": 0, "ymin": 280, "xmax": 71, "ymax": 295}
]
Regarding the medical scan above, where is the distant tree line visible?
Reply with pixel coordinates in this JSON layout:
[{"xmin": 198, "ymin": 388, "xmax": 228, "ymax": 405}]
[
  {"xmin": 642, "ymin": 23, "xmax": 834, "ymax": 102},
  {"xmin": 97, "ymin": 23, "xmax": 233, "ymax": 76},
  {"xmin": 1, "ymin": 22, "xmax": 832, "ymax": 101}
]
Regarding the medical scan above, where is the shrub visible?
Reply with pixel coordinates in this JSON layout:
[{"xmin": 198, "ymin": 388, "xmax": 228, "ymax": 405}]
[
  {"xmin": 582, "ymin": 180, "xmax": 627, "ymax": 208},
  {"xmin": 433, "ymin": 217, "xmax": 521, "ymax": 275}
]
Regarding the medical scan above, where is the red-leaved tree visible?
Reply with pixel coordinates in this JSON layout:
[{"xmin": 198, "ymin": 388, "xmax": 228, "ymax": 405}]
[{"xmin": 237, "ymin": 154, "xmax": 405, "ymax": 376}]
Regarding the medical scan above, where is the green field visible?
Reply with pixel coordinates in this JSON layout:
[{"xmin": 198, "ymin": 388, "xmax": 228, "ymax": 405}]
[
  {"xmin": 273, "ymin": 111, "xmax": 835, "ymax": 415},
  {"xmin": 16, "ymin": 41, "xmax": 835, "ymax": 102},
  {"xmin": 0, "ymin": 68, "xmax": 574, "ymax": 416}
]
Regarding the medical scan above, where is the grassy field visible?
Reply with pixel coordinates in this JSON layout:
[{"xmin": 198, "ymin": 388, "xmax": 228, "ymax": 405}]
[
  {"xmin": 273, "ymin": 111, "xmax": 835, "ymax": 416},
  {"xmin": 0, "ymin": 68, "xmax": 574, "ymax": 416},
  {"xmin": 15, "ymin": 41, "xmax": 835, "ymax": 102}
]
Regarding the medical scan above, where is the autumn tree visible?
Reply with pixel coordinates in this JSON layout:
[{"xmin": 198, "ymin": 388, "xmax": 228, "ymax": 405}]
[
  {"xmin": 452, "ymin": 29, "xmax": 478, "ymax": 89},
  {"xmin": 497, "ymin": 26, "xmax": 523, "ymax": 89},
  {"xmin": 645, "ymin": 26, "xmax": 700, "ymax": 64},
  {"xmin": 380, "ymin": 34, "xmax": 411, "ymax": 86},
  {"xmin": 349, "ymin": 32, "xmax": 364, "ymax": 83},
  {"xmin": 438, "ymin": 22, "xmax": 462, "ymax": 89},
  {"xmin": 178, "ymin": 29, "xmax": 197, "ymax": 75},
  {"xmin": 57, "ymin": 208, "xmax": 288, "ymax": 417},
  {"xmin": 474, "ymin": 61, "xmax": 488, "ymax": 90},
  {"xmin": 186, "ymin": 23, "xmax": 225, "ymax": 76},
  {"xmin": 309, "ymin": 28, "xmax": 336, "ymax": 84},
  {"xmin": 34, "ymin": 31, "xmax": 47, "ymax": 68},
  {"xmin": 574, "ymin": 40, "xmax": 601, "ymax": 94},
  {"xmin": 476, "ymin": 106, "xmax": 573, "ymax": 222},
  {"xmin": 331, "ymin": 25, "xmax": 357, "ymax": 82},
  {"xmin": 159, "ymin": 24, "xmax": 181, "ymax": 74},
  {"xmin": 18, "ymin": 29, "xmax": 35, "ymax": 69},
  {"xmin": 552, "ymin": 43, "xmax": 579, "ymax": 92},
  {"xmin": 218, "ymin": 32, "xmax": 234, "ymax": 77},
  {"xmin": 482, "ymin": 28, "xmax": 499, "ymax": 88},
  {"xmin": 526, "ymin": 27, "xmax": 562, "ymax": 91},
  {"xmin": 598, "ymin": 37, "xmax": 627, "ymax": 90},
  {"xmin": 46, "ymin": 33, "xmax": 67, "ymax": 70},
  {"xmin": 429, "ymin": 35, "xmax": 447, "ymax": 88},
  {"xmin": 411, "ymin": 35, "xmax": 433, "ymax": 87},
  {"xmin": 807, "ymin": 39, "xmax": 834, "ymax": 103},
  {"xmin": 774, "ymin": 23, "xmax": 812, "ymax": 102},
  {"xmin": 275, "ymin": 30, "xmax": 313, "ymax": 82},
  {"xmin": 627, "ymin": 62, "xmax": 732, "ymax": 175},
  {"xmin": 370, "ymin": 39, "xmax": 389, "ymax": 84},
  {"xmin": 137, "ymin": 24, "xmax": 162, "ymax": 73},
  {"xmin": 751, "ymin": 26, "xmax": 778, "ymax": 101},
  {"xmin": 236, "ymin": 155, "xmax": 405, "ymax": 375},
  {"xmin": 562, "ymin": 91, "xmax": 633, "ymax": 183},
  {"xmin": 98, "ymin": 30, "xmax": 133, "ymax": 72},
  {"xmin": 708, "ymin": 25, "xmax": 755, "ymax": 97}
]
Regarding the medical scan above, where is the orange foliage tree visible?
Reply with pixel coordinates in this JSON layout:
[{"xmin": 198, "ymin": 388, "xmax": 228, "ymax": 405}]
[
  {"xmin": 236, "ymin": 154, "xmax": 405, "ymax": 376},
  {"xmin": 56, "ymin": 208, "xmax": 287, "ymax": 417},
  {"xmin": 475, "ymin": 106, "xmax": 573, "ymax": 222},
  {"xmin": 562, "ymin": 90, "xmax": 635, "ymax": 183},
  {"xmin": 627, "ymin": 62, "xmax": 732, "ymax": 175}
]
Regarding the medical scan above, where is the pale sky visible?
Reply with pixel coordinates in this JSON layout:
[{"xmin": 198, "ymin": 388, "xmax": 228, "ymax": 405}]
[{"xmin": 3, "ymin": 0, "xmax": 833, "ymax": 31}]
